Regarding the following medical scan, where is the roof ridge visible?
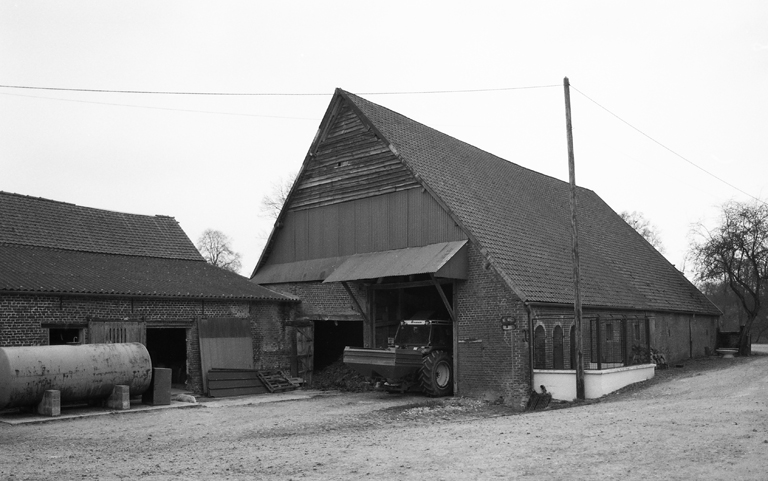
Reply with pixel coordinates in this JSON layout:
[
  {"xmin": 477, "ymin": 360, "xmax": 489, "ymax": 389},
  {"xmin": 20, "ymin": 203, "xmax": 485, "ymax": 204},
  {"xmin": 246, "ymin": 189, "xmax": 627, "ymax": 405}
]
[
  {"xmin": 0, "ymin": 191, "xmax": 178, "ymax": 220},
  {"xmin": 0, "ymin": 241, "xmax": 207, "ymax": 261}
]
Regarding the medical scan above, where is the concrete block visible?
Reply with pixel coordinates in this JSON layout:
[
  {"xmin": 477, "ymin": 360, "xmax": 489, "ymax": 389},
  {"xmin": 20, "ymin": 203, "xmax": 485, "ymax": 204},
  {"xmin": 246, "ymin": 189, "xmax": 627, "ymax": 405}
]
[
  {"xmin": 142, "ymin": 368, "xmax": 172, "ymax": 406},
  {"xmin": 37, "ymin": 390, "xmax": 61, "ymax": 417},
  {"xmin": 106, "ymin": 385, "xmax": 131, "ymax": 410}
]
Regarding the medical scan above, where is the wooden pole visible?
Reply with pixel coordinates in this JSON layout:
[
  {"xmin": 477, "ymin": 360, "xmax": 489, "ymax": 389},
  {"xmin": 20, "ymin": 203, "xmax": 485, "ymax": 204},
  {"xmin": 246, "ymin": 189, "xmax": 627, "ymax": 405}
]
[{"xmin": 564, "ymin": 77, "xmax": 585, "ymax": 400}]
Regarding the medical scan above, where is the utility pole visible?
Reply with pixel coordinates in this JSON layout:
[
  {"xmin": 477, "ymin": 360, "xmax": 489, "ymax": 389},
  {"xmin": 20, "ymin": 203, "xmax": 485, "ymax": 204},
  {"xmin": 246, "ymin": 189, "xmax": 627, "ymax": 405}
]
[{"xmin": 564, "ymin": 77, "xmax": 585, "ymax": 400}]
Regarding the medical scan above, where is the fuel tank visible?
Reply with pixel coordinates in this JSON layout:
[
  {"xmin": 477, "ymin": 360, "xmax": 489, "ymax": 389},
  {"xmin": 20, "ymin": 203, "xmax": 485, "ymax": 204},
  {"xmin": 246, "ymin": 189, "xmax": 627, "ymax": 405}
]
[{"xmin": 0, "ymin": 343, "xmax": 152, "ymax": 410}]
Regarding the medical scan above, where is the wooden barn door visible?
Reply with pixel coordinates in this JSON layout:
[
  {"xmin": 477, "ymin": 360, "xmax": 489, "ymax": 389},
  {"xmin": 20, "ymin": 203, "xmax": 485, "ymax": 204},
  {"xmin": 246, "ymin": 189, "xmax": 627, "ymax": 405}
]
[
  {"xmin": 197, "ymin": 317, "xmax": 255, "ymax": 394},
  {"xmin": 291, "ymin": 323, "xmax": 314, "ymax": 385},
  {"xmin": 88, "ymin": 319, "xmax": 146, "ymax": 345}
]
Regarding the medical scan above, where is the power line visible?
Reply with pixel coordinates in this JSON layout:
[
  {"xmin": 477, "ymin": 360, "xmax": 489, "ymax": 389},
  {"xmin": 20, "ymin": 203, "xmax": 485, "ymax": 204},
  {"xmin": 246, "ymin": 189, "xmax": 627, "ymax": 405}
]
[
  {"xmin": 0, "ymin": 83, "xmax": 560, "ymax": 96},
  {"xmin": 570, "ymin": 84, "xmax": 766, "ymax": 206},
  {"xmin": 0, "ymin": 91, "xmax": 319, "ymax": 120}
]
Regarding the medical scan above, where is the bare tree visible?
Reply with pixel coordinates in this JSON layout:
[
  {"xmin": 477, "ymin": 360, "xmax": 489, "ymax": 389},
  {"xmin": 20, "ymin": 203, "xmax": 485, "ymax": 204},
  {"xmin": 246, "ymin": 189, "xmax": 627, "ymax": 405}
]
[
  {"xmin": 620, "ymin": 210, "xmax": 665, "ymax": 253},
  {"xmin": 260, "ymin": 172, "xmax": 297, "ymax": 220},
  {"xmin": 196, "ymin": 229, "xmax": 242, "ymax": 274},
  {"xmin": 690, "ymin": 199, "xmax": 768, "ymax": 354}
]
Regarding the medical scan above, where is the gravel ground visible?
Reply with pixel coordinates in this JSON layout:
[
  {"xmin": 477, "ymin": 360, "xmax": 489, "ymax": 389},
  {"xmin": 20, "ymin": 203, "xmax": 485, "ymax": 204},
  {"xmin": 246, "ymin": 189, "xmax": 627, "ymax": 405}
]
[{"xmin": 1, "ymin": 348, "xmax": 767, "ymax": 480}]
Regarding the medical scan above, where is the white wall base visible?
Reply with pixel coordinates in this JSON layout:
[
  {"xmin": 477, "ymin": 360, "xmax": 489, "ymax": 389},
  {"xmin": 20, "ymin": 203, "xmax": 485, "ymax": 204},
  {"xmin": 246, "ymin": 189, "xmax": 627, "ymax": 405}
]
[{"xmin": 533, "ymin": 364, "xmax": 656, "ymax": 401}]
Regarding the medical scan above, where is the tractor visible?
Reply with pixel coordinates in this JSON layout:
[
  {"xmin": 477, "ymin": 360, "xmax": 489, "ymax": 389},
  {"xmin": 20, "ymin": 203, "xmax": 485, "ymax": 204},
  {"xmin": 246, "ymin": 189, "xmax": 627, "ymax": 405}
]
[{"xmin": 343, "ymin": 317, "xmax": 453, "ymax": 397}]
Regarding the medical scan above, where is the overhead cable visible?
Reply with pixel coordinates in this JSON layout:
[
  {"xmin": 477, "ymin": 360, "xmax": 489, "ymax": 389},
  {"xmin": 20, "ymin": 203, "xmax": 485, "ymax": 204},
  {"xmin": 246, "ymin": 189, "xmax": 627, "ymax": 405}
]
[
  {"xmin": 0, "ymin": 84, "xmax": 560, "ymax": 96},
  {"xmin": 571, "ymin": 84, "xmax": 766, "ymax": 205}
]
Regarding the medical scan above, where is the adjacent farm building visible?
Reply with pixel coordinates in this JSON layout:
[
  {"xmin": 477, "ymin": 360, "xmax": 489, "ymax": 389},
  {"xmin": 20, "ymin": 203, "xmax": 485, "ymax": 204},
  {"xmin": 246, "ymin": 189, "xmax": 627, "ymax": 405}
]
[
  {"xmin": 0, "ymin": 192, "xmax": 297, "ymax": 394},
  {"xmin": 251, "ymin": 89, "xmax": 721, "ymax": 407}
]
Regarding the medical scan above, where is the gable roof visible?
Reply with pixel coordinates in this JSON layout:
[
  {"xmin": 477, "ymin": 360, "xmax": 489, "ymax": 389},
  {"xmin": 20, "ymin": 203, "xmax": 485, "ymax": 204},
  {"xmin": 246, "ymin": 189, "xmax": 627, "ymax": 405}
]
[
  {"xmin": 262, "ymin": 89, "xmax": 718, "ymax": 315},
  {"xmin": 0, "ymin": 192, "xmax": 295, "ymax": 302},
  {"xmin": 0, "ymin": 192, "xmax": 202, "ymax": 260}
]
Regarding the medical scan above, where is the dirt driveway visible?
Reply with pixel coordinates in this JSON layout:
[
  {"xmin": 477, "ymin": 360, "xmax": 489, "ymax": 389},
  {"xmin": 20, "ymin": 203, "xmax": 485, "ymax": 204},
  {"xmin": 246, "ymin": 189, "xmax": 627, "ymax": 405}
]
[{"xmin": 2, "ymin": 350, "xmax": 768, "ymax": 480}]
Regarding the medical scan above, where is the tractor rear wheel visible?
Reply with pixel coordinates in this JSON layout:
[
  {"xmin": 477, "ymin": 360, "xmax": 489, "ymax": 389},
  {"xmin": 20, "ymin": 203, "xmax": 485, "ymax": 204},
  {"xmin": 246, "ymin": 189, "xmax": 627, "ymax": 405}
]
[{"xmin": 419, "ymin": 350, "xmax": 453, "ymax": 397}]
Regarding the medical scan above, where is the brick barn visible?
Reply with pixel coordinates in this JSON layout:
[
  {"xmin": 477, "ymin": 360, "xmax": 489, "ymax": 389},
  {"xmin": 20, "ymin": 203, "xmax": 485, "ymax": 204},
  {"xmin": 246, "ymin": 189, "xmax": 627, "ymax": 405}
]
[
  {"xmin": 251, "ymin": 89, "xmax": 721, "ymax": 407},
  {"xmin": 0, "ymin": 192, "xmax": 297, "ymax": 394}
]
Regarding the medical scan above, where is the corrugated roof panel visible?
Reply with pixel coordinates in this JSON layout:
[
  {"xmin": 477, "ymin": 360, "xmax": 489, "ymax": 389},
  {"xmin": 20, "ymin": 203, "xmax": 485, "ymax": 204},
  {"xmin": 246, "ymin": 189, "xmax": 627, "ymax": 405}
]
[{"xmin": 323, "ymin": 241, "xmax": 468, "ymax": 283}]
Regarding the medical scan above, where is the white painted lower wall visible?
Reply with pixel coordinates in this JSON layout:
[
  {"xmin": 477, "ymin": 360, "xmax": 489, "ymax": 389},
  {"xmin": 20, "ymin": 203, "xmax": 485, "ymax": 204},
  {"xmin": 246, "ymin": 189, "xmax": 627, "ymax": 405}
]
[{"xmin": 533, "ymin": 364, "xmax": 656, "ymax": 401}]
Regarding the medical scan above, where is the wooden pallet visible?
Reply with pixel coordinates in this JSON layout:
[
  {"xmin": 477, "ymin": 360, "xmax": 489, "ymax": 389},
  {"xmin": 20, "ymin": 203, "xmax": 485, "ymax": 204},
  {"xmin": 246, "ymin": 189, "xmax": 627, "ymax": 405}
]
[
  {"xmin": 207, "ymin": 369, "xmax": 268, "ymax": 398},
  {"xmin": 257, "ymin": 370, "xmax": 300, "ymax": 393}
]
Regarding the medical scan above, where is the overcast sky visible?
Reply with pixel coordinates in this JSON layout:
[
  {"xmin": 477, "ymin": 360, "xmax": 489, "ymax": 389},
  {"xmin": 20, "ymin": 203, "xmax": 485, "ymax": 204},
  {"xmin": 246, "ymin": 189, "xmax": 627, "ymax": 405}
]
[{"xmin": 2, "ymin": 1, "xmax": 766, "ymax": 279}]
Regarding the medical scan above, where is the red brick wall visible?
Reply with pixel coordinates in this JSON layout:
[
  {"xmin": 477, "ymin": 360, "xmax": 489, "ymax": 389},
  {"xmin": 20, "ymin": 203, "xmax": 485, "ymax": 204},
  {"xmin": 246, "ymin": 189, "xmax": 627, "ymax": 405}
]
[
  {"xmin": 267, "ymin": 281, "xmax": 370, "ymax": 346},
  {"xmin": 529, "ymin": 305, "xmax": 719, "ymax": 369},
  {"xmin": 0, "ymin": 294, "xmax": 294, "ymax": 394},
  {"xmin": 249, "ymin": 301, "xmax": 293, "ymax": 371},
  {"xmin": 455, "ymin": 244, "xmax": 530, "ymax": 410}
]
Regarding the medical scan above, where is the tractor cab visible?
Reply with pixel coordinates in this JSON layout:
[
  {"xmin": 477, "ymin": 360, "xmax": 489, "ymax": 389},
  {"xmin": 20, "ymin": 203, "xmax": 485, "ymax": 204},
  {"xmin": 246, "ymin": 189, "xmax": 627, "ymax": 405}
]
[{"xmin": 391, "ymin": 316, "xmax": 452, "ymax": 352}]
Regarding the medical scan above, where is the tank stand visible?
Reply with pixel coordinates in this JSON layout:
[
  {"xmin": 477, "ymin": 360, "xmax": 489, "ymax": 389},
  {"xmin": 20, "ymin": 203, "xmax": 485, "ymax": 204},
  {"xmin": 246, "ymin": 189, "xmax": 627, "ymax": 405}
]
[
  {"xmin": 37, "ymin": 390, "xmax": 61, "ymax": 417},
  {"xmin": 106, "ymin": 385, "xmax": 131, "ymax": 410}
]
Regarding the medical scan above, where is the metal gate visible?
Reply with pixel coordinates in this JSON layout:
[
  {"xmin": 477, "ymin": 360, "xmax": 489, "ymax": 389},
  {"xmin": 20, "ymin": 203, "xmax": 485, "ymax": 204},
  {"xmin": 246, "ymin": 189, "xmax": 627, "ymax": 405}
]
[{"xmin": 88, "ymin": 319, "xmax": 146, "ymax": 345}]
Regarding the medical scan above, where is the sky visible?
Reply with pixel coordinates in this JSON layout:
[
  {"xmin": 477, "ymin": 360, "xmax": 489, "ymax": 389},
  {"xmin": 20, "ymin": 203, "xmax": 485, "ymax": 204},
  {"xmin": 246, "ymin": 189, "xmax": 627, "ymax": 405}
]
[{"xmin": 2, "ymin": 1, "xmax": 767, "ymax": 279}]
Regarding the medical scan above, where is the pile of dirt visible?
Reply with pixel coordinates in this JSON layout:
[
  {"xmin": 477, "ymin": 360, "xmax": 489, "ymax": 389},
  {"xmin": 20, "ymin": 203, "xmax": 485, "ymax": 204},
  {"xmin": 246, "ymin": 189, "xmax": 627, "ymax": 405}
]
[{"xmin": 311, "ymin": 360, "xmax": 373, "ymax": 392}]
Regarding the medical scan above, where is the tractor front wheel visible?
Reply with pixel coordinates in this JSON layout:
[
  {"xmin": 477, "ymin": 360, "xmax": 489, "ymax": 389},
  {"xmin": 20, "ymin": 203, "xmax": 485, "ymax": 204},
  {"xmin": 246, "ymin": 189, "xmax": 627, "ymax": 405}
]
[{"xmin": 419, "ymin": 350, "xmax": 453, "ymax": 397}]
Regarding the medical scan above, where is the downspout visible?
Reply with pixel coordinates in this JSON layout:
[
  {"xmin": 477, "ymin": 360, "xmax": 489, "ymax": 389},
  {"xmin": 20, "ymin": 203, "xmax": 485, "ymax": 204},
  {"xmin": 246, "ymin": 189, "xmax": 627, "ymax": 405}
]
[{"xmin": 525, "ymin": 302, "xmax": 534, "ymax": 393}]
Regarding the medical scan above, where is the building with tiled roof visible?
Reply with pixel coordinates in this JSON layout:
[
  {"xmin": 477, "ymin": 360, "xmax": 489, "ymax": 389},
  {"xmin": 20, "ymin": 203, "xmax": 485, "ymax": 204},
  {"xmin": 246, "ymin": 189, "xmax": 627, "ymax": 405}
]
[
  {"xmin": 252, "ymin": 89, "xmax": 720, "ymax": 407},
  {"xmin": 0, "ymin": 192, "xmax": 297, "ymax": 394}
]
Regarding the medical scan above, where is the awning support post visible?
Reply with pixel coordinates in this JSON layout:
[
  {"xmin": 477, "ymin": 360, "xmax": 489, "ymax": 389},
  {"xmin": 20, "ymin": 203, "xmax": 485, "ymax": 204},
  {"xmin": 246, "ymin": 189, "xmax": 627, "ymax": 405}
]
[
  {"xmin": 430, "ymin": 274, "xmax": 456, "ymax": 324},
  {"xmin": 341, "ymin": 281, "xmax": 371, "ymax": 325}
]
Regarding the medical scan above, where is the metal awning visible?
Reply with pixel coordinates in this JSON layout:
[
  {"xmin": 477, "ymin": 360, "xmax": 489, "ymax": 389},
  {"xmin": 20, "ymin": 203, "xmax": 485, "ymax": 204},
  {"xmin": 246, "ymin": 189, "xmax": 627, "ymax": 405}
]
[{"xmin": 323, "ymin": 241, "xmax": 468, "ymax": 283}]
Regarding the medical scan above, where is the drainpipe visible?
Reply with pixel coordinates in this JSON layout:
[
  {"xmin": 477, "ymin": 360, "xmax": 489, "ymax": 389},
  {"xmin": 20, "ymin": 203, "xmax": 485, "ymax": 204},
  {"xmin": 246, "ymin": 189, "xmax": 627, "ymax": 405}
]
[{"xmin": 524, "ymin": 302, "xmax": 534, "ymax": 392}]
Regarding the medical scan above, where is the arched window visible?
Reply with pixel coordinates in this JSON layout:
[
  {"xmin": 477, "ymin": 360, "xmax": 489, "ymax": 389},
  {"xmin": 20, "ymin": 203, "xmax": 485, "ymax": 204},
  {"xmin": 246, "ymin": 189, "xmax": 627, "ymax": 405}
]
[
  {"xmin": 534, "ymin": 325, "xmax": 546, "ymax": 369},
  {"xmin": 553, "ymin": 325, "xmax": 564, "ymax": 369},
  {"xmin": 570, "ymin": 325, "xmax": 577, "ymax": 369}
]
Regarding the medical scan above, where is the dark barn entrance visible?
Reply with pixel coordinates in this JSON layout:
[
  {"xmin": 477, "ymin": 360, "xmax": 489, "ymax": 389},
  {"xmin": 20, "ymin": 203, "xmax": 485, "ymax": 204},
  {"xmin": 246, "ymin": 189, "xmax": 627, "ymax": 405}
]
[
  {"xmin": 146, "ymin": 328, "xmax": 188, "ymax": 387},
  {"xmin": 313, "ymin": 320, "xmax": 364, "ymax": 370},
  {"xmin": 371, "ymin": 280, "xmax": 454, "ymax": 349}
]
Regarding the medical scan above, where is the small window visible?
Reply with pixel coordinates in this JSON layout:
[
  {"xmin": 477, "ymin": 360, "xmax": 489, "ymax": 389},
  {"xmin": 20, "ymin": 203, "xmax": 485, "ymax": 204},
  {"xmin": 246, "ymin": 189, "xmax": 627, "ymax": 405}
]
[
  {"xmin": 553, "ymin": 326, "xmax": 564, "ymax": 369},
  {"xmin": 634, "ymin": 322, "xmax": 641, "ymax": 341},
  {"xmin": 49, "ymin": 328, "xmax": 81, "ymax": 345},
  {"xmin": 605, "ymin": 323, "xmax": 613, "ymax": 341}
]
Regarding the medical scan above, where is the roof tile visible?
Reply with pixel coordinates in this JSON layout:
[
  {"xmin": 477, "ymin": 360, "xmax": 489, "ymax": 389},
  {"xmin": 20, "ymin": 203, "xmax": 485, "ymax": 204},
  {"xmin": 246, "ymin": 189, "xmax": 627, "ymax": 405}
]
[{"xmin": 343, "ymin": 90, "xmax": 719, "ymax": 315}]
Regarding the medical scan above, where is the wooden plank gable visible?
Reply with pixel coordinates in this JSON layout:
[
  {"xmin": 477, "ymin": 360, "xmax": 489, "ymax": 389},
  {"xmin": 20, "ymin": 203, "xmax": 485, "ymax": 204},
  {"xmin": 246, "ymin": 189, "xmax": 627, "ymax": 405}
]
[
  {"xmin": 254, "ymin": 94, "xmax": 468, "ymax": 280},
  {"xmin": 289, "ymin": 100, "xmax": 420, "ymax": 211}
]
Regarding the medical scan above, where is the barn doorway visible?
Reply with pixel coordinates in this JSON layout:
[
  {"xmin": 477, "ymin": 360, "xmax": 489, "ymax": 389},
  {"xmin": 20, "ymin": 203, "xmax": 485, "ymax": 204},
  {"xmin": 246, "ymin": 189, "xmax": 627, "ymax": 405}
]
[
  {"xmin": 313, "ymin": 320, "xmax": 364, "ymax": 371},
  {"xmin": 371, "ymin": 280, "xmax": 454, "ymax": 349},
  {"xmin": 146, "ymin": 328, "xmax": 188, "ymax": 387}
]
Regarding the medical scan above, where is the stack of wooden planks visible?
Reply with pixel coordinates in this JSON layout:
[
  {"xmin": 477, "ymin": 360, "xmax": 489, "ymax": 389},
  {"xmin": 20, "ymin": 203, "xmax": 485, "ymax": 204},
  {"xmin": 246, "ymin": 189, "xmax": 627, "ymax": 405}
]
[
  {"xmin": 207, "ymin": 369, "xmax": 303, "ymax": 397},
  {"xmin": 207, "ymin": 369, "xmax": 267, "ymax": 398}
]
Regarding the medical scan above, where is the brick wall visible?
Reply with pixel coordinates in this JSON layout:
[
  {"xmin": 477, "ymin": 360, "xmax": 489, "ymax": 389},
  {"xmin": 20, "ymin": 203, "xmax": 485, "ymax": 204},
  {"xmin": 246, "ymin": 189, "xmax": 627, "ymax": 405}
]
[
  {"xmin": 249, "ymin": 301, "xmax": 293, "ymax": 371},
  {"xmin": 268, "ymin": 281, "xmax": 370, "ymax": 346},
  {"xmin": 455, "ymin": 244, "xmax": 530, "ymax": 410},
  {"xmin": 529, "ymin": 304, "xmax": 719, "ymax": 369},
  {"xmin": 0, "ymin": 293, "xmax": 294, "ymax": 394},
  {"xmin": 652, "ymin": 312, "xmax": 718, "ymax": 362}
]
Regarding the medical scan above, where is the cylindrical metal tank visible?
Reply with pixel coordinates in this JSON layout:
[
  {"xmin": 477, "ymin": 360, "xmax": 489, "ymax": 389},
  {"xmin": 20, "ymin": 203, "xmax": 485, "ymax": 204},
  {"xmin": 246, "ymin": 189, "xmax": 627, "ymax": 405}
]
[{"xmin": 0, "ymin": 343, "xmax": 152, "ymax": 410}]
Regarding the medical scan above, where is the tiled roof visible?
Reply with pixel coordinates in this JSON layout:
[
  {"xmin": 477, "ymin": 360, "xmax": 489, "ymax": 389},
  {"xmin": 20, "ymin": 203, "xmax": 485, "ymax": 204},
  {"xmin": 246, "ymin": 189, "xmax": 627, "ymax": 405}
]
[
  {"xmin": 0, "ymin": 192, "xmax": 202, "ymax": 260},
  {"xmin": 0, "ymin": 192, "xmax": 296, "ymax": 302},
  {"xmin": 342, "ymin": 90, "xmax": 719, "ymax": 315},
  {"xmin": 0, "ymin": 244, "xmax": 296, "ymax": 301}
]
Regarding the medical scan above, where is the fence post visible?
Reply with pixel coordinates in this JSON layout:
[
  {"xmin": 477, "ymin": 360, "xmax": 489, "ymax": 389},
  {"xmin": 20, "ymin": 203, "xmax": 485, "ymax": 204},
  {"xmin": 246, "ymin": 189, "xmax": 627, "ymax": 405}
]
[
  {"xmin": 645, "ymin": 316, "xmax": 652, "ymax": 363},
  {"xmin": 596, "ymin": 315, "xmax": 602, "ymax": 370},
  {"xmin": 621, "ymin": 317, "xmax": 628, "ymax": 366}
]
